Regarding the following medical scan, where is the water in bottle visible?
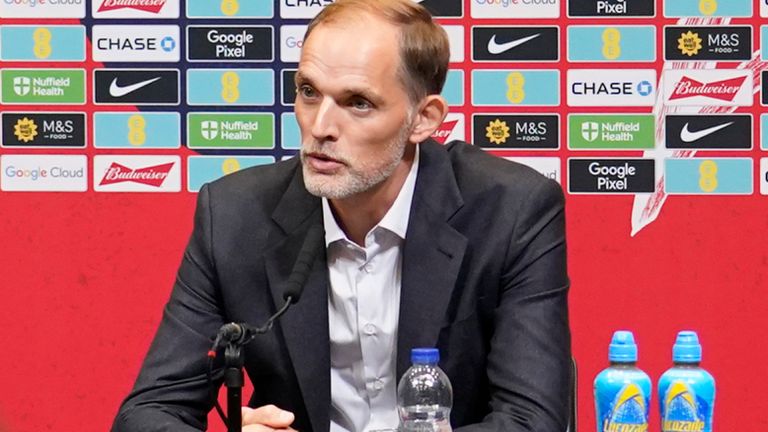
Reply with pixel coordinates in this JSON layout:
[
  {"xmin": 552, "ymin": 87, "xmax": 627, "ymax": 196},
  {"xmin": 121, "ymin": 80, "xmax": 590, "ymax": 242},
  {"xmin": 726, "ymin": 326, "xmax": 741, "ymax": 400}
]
[{"xmin": 397, "ymin": 348, "xmax": 453, "ymax": 432}]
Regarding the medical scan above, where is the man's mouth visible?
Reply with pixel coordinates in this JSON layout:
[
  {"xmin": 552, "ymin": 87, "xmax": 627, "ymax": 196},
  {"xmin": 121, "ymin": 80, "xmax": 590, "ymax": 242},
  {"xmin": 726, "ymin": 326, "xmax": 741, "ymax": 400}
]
[{"xmin": 304, "ymin": 152, "xmax": 344, "ymax": 173}]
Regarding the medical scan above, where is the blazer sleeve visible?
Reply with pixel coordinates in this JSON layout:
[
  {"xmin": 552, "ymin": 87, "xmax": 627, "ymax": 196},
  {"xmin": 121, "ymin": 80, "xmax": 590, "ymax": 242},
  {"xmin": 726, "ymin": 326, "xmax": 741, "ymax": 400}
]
[
  {"xmin": 457, "ymin": 178, "xmax": 571, "ymax": 432},
  {"xmin": 112, "ymin": 183, "xmax": 225, "ymax": 432}
]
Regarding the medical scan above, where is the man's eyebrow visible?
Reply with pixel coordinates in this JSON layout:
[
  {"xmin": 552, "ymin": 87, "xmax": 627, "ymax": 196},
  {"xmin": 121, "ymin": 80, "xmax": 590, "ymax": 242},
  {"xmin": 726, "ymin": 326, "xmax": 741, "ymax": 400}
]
[{"xmin": 294, "ymin": 71, "xmax": 383, "ymax": 104}]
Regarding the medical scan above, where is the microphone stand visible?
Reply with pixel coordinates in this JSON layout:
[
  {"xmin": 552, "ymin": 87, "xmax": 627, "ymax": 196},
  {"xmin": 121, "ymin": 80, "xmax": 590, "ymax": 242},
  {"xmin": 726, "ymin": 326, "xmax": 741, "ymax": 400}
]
[{"xmin": 224, "ymin": 343, "xmax": 245, "ymax": 432}]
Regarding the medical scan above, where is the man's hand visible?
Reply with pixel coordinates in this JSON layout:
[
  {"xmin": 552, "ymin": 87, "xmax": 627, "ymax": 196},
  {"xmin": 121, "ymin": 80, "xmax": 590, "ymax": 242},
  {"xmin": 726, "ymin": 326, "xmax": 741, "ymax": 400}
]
[{"xmin": 241, "ymin": 405, "xmax": 297, "ymax": 432}]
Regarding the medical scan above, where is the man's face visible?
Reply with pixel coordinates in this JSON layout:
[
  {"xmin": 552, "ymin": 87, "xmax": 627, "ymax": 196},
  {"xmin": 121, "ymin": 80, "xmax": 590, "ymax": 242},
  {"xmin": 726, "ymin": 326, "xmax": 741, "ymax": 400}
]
[{"xmin": 295, "ymin": 15, "xmax": 415, "ymax": 200}]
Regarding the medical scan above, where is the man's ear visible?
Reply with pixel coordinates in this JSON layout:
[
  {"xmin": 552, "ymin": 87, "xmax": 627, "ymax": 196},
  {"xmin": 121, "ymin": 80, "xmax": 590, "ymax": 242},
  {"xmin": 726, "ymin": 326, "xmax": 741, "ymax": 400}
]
[{"xmin": 408, "ymin": 95, "xmax": 449, "ymax": 143}]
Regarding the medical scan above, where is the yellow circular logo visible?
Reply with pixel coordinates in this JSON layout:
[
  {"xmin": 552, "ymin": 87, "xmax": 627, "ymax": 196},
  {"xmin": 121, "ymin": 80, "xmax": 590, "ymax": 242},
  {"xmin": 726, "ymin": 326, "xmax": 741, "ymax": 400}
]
[
  {"xmin": 485, "ymin": 119, "xmax": 511, "ymax": 145},
  {"xmin": 677, "ymin": 31, "xmax": 702, "ymax": 56},
  {"xmin": 14, "ymin": 117, "xmax": 38, "ymax": 143}
]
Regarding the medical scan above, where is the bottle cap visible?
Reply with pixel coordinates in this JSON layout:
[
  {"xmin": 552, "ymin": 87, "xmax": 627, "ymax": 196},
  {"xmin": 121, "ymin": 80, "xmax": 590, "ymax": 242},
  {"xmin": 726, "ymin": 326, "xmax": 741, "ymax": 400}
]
[
  {"xmin": 608, "ymin": 330, "xmax": 638, "ymax": 362},
  {"xmin": 673, "ymin": 330, "xmax": 702, "ymax": 363},
  {"xmin": 411, "ymin": 348, "xmax": 440, "ymax": 365}
]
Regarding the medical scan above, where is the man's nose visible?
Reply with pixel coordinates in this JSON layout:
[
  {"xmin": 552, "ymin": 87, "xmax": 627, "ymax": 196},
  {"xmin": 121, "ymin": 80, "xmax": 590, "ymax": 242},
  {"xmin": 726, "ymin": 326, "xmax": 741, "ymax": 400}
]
[{"xmin": 310, "ymin": 97, "xmax": 340, "ymax": 142}]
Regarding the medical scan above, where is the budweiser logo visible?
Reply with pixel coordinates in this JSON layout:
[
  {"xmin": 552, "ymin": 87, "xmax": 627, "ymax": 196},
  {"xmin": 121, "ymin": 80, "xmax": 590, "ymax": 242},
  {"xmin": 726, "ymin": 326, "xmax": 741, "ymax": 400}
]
[
  {"xmin": 668, "ymin": 76, "xmax": 747, "ymax": 101},
  {"xmin": 97, "ymin": 0, "xmax": 167, "ymax": 13},
  {"xmin": 431, "ymin": 120, "xmax": 458, "ymax": 144},
  {"xmin": 99, "ymin": 162, "xmax": 174, "ymax": 187}
]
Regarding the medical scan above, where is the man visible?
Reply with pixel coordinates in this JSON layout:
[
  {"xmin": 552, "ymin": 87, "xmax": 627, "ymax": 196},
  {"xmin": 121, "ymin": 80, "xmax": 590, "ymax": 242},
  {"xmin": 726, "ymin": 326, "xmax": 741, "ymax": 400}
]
[{"xmin": 112, "ymin": 1, "xmax": 571, "ymax": 431}]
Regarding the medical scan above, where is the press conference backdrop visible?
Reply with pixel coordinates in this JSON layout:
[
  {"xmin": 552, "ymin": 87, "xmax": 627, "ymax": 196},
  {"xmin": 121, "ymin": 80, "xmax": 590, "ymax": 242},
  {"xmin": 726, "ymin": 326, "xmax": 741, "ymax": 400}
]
[{"xmin": 0, "ymin": 0, "xmax": 766, "ymax": 430}]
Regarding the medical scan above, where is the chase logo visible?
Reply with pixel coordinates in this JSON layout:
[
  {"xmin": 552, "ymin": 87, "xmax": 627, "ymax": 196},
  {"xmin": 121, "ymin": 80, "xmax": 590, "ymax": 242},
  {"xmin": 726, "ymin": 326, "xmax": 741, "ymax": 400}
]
[
  {"xmin": 92, "ymin": 25, "xmax": 180, "ymax": 63},
  {"xmin": 567, "ymin": 69, "xmax": 656, "ymax": 107},
  {"xmin": 665, "ymin": 158, "xmax": 752, "ymax": 195},
  {"xmin": 92, "ymin": 0, "xmax": 179, "ymax": 18},
  {"xmin": 94, "ymin": 112, "xmax": 180, "ymax": 149},
  {"xmin": 1, "ymin": 112, "xmax": 86, "ymax": 148},
  {"xmin": 187, "ymin": 69, "xmax": 274, "ymax": 106},
  {"xmin": 665, "ymin": 26, "xmax": 751, "ymax": 61},
  {"xmin": 473, "ymin": 114, "xmax": 559, "ymax": 149},
  {"xmin": 472, "ymin": 26, "xmax": 559, "ymax": 62},
  {"xmin": 418, "ymin": 0, "xmax": 463, "ymax": 17},
  {"xmin": 187, "ymin": 156, "xmax": 274, "ymax": 192},
  {"xmin": 567, "ymin": 26, "xmax": 655, "ymax": 62},
  {"xmin": 187, "ymin": 26, "xmax": 273, "ymax": 63},
  {"xmin": 187, "ymin": 0, "xmax": 272, "ymax": 18},
  {"xmin": 280, "ymin": 25, "xmax": 307, "ymax": 63},
  {"xmin": 0, "ymin": 26, "xmax": 85, "ymax": 61},
  {"xmin": 472, "ymin": 70, "xmax": 559, "ymax": 106},
  {"xmin": 568, "ymin": 0, "xmax": 654, "ymax": 16},
  {"xmin": 280, "ymin": 0, "xmax": 332, "ymax": 19},
  {"xmin": 471, "ymin": 0, "xmax": 560, "ymax": 19},
  {"xmin": 664, "ymin": 0, "xmax": 751, "ymax": 17},
  {"xmin": 0, "ymin": 0, "xmax": 84, "ymax": 18}
]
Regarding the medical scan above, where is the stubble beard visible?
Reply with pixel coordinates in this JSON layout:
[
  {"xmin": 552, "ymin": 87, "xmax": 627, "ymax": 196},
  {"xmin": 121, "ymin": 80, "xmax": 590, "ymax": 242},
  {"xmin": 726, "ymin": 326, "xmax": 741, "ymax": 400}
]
[{"xmin": 301, "ymin": 120, "xmax": 412, "ymax": 200}]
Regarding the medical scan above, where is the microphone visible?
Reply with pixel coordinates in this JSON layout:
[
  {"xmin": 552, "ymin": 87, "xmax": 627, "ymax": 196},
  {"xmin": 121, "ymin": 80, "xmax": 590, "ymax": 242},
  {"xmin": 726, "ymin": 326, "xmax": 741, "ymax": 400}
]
[{"xmin": 208, "ymin": 225, "xmax": 324, "ymax": 355}]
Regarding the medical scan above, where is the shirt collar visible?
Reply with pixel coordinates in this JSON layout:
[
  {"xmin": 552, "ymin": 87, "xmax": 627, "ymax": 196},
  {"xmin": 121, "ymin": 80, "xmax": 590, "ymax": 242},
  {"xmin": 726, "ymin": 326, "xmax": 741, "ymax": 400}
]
[{"xmin": 322, "ymin": 145, "xmax": 420, "ymax": 246}]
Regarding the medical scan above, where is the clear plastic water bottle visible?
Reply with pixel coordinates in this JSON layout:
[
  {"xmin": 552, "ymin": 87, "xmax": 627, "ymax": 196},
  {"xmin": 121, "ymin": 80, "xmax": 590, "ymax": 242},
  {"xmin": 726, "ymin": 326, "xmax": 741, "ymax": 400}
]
[{"xmin": 397, "ymin": 348, "xmax": 453, "ymax": 432}]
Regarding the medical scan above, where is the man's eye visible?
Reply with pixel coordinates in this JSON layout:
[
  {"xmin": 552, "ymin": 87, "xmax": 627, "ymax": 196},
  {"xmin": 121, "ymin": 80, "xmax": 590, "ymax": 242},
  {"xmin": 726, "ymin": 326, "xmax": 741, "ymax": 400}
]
[
  {"xmin": 298, "ymin": 85, "xmax": 316, "ymax": 98},
  {"xmin": 351, "ymin": 98, "xmax": 372, "ymax": 110}
]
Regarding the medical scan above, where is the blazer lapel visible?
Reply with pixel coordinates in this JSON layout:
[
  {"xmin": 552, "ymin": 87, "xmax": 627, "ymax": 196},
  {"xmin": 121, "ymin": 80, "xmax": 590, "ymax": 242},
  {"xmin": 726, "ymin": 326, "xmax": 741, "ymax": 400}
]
[
  {"xmin": 397, "ymin": 141, "xmax": 468, "ymax": 378},
  {"xmin": 264, "ymin": 166, "xmax": 331, "ymax": 432}
]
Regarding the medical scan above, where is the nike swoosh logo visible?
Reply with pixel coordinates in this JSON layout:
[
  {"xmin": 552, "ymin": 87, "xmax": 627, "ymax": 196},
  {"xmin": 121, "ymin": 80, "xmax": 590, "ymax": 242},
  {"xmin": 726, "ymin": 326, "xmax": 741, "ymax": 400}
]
[
  {"xmin": 487, "ymin": 33, "xmax": 541, "ymax": 55},
  {"xmin": 109, "ymin": 77, "xmax": 162, "ymax": 98},
  {"xmin": 680, "ymin": 121, "xmax": 733, "ymax": 142}
]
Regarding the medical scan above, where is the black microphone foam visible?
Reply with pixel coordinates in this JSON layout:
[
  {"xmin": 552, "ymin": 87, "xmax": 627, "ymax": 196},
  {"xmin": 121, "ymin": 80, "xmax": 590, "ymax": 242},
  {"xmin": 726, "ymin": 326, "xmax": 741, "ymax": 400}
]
[{"xmin": 283, "ymin": 225, "xmax": 324, "ymax": 303}]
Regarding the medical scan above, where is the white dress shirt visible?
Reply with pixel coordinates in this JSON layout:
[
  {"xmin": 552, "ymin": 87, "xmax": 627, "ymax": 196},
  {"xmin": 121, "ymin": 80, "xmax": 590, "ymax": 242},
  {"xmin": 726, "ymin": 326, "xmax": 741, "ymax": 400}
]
[{"xmin": 323, "ymin": 147, "xmax": 420, "ymax": 432}]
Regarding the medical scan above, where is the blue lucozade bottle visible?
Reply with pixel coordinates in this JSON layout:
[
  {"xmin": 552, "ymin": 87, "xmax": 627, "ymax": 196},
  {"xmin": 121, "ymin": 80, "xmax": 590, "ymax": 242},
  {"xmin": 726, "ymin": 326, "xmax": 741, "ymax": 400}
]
[
  {"xmin": 658, "ymin": 331, "xmax": 715, "ymax": 432},
  {"xmin": 594, "ymin": 330, "xmax": 652, "ymax": 432},
  {"xmin": 397, "ymin": 348, "xmax": 453, "ymax": 432}
]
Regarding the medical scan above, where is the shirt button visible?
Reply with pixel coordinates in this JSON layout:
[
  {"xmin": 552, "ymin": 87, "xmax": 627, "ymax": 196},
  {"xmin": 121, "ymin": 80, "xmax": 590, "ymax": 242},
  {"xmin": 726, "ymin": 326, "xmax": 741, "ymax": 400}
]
[
  {"xmin": 373, "ymin": 379, "xmax": 384, "ymax": 391},
  {"xmin": 364, "ymin": 323, "xmax": 376, "ymax": 335},
  {"xmin": 363, "ymin": 263, "xmax": 373, "ymax": 273}
]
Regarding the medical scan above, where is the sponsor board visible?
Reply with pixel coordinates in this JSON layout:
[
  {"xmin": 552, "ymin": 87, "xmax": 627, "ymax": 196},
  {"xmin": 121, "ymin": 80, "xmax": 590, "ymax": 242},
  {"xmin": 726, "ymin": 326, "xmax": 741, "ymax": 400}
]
[
  {"xmin": 568, "ymin": 0, "xmax": 654, "ymax": 17},
  {"xmin": 763, "ymin": 0, "xmax": 768, "ymax": 17},
  {"xmin": 471, "ymin": 0, "xmax": 559, "ymax": 19},
  {"xmin": 187, "ymin": 26, "xmax": 273, "ymax": 63},
  {"xmin": 431, "ymin": 113, "xmax": 465, "ymax": 144},
  {"xmin": 472, "ymin": 26, "xmax": 559, "ymax": 62},
  {"xmin": 280, "ymin": 25, "xmax": 307, "ymax": 63},
  {"xmin": 665, "ymin": 158, "xmax": 752, "ymax": 195},
  {"xmin": 442, "ymin": 70, "xmax": 465, "ymax": 106},
  {"xmin": 665, "ymin": 114, "xmax": 752, "ymax": 150},
  {"xmin": 664, "ymin": 0, "xmax": 751, "ymax": 17},
  {"xmin": 763, "ymin": 26, "xmax": 768, "ymax": 60},
  {"xmin": 1, "ymin": 154, "xmax": 87, "ymax": 192},
  {"xmin": 1, "ymin": 112, "xmax": 86, "ymax": 148},
  {"xmin": 418, "ymin": 0, "xmax": 463, "ymax": 17},
  {"xmin": 444, "ymin": 25, "xmax": 465, "ymax": 63},
  {"xmin": 472, "ymin": 114, "xmax": 559, "ymax": 149},
  {"xmin": 568, "ymin": 158, "xmax": 655, "ymax": 194},
  {"xmin": 568, "ymin": 114, "xmax": 654, "ymax": 150},
  {"xmin": 761, "ymin": 158, "xmax": 768, "ymax": 195},
  {"xmin": 662, "ymin": 69, "xmax": 752, "ymax": 106},
  {"xmin": 504, "ymin": 157, "xmax": 561, "ymax": 183},
  {"xmin": 92, "ymin": 25, "xmax": 180, "ymax": 62},
  {"xmin": 187, "ymin": 113, "xmax": 275, "ymax": 149},
  {"xmin": 567, "ymin": 26, "xmax": 655, "ymax": 62},
  {"xmin": 567, "ymin": 69, "xmax": 655, "ymax": 107},
  {"xmin": 94, "ymin": 69, "xmax": 179, "ymax": 105},
  {"xmin": 763, "ymin": 71, "xmax": 768, "ymax": 106},
  {"xmin": 763, "ymin": 114, "xmax": 768, "ymax": 150},
  {"xmin": 0, "ymin": 26, "xmax": 86, "ymax": 61},
  {"xmin": 472, "ymin": 70, "xmax": 560, "ymax": 106},
  {"xmin": 93, "ymin": 155, "xmax": 180, "ymax": 192},
  {"xmin": 188, "ymin": 156, "xmax": 275, "ymax": 192},
  {"xmin": 92, "ymin": 0, "xmax": 179, "ymax": 18},
  {"xmin": 281, "ymin": 112, "xmax": 301, "ymax": 150},
  {"xmin": 279, "ymin": 0, "xmax": 332, "ymax": 19},
  {"xmin": 282, "ymin": 69, "xmax": 297, "ymax": 106},
  {"xmin": 93, "ymin": 112, "xmax": 180, "ymax": 148},
  {"xmin": 1, "ymin": 69, "xmax": 85, "ymax": 105},
  {"xmin": 664, "ymin": 26, "xmax": 751, "ymax": 61},
  {"xmin": 186, "ymin": 69, "xmax": 274, "ymax": 106},
  {"xmin": 0, "ymin": 0, "xmax": 85, "ymax": 18},
  {"xmin": 186, "ymin": 0, "xmax": 272, "ymax": 17}
]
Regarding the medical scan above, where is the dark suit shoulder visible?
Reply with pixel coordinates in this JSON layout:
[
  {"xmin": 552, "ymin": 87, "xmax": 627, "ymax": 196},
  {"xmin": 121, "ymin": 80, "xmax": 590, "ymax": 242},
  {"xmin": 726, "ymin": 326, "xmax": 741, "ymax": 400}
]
[{"xmin": 203, "ymin": 157, "xmax": 300, "ymax": 212}]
